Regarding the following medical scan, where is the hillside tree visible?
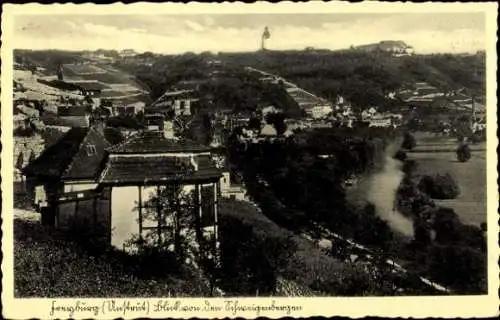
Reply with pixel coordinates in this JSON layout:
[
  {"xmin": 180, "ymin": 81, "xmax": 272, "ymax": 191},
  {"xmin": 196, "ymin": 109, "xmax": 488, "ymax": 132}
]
[{"xmin": 402, "ymin": 132, "xmax": 417, "ymax": 150}]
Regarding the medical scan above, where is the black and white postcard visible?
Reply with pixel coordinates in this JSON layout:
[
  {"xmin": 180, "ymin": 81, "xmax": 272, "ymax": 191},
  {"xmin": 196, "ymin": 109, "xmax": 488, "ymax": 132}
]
[{"xmin": 1, "ymin": 2, "xmax": 498, "ymax": 319}]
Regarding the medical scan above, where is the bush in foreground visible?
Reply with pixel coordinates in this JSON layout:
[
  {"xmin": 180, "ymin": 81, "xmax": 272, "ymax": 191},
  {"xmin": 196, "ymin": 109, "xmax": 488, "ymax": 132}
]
[
  {"xmin": 401, "ymin": 132, "xmax": 417, "ymax": 151},
  {"xmin": 426, "ymin": 244, "xmax": 487, "ymax": 294},
  {"xmin": 14, "ymin": 219, "xmax": 210, "ymax": 297},
  {"xmin": 393, "ymin": 149, "xmax": 407, "ymax": 161},
  {"xmin": 417, "ymin": 173, "xmax": 460, "ymax": 200},
  {"xmin": 456, "ymin": 143, "xmax": 472, "ymax": 162}
]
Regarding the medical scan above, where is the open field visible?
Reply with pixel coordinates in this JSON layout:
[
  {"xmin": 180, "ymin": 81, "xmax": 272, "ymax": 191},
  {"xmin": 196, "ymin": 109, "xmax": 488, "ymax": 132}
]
[
  {"xmin": 408, "ymin": 133, "xmax": 486, "ymax": 227},
  {"xmin": 60, "ymin": 63, "xmax": 150, "ymax": 103},
  {"xmin": 63, "ymin": 63, "xmax": 106, "ymax": 75},
  {"xmin": 63, "ymin": 63, "xmax": 142, "ymax": 89}
]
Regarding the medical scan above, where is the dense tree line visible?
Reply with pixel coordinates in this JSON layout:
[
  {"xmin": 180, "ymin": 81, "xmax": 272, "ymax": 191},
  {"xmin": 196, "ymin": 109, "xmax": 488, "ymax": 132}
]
[
  {"xmin": 395, "ymin": 157, "xmax": 486, "ymax": 293},
  {"xmin": 14, "ymin": 49, "xmax": 85, "ymax": 73},
  {"xmin": 421, "ymin": 53, "xmax": 485, "ymax": 98},
  {"xmin": 228, "ymin": 126, "xmax": 397, "ymax": 249},
  {"xmin": 229, "ymin": 125, "xmax": 486, "ymax": 294},
  {"xmin": 217, "ymin": 212, "xmax": 297, "ymax": 296},
  {"xmin": 218, "ymin": 50, "xmax": 484, "ymax": 112}
]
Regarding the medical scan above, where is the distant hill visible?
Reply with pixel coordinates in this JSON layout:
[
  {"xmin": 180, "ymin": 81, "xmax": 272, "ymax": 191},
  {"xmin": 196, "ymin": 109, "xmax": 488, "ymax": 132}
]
[
  {"xmin": 20, "ymin": 49, "xmax": 484, "ymax": 113},
  {"xmin": 214, "ymin": 49, "xmax": 485, "ymax": 108},
  {"xmin": 14, "ymin": 49, "xmax": 86, "ymax": 74}
]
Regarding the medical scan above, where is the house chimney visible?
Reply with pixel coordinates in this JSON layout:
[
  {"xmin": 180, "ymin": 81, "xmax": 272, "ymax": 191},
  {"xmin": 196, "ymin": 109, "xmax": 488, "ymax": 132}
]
[{"xmin": 163, "ymin": 120, "xmax": 175, "ymax": 139}]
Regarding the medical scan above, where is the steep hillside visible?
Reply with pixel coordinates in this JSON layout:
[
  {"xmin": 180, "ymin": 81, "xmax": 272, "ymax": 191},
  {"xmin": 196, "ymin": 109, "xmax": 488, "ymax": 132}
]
[
  {"xmin": 119, "ymin": 49, "xmax": 485, "ymax": 112},
  {"xmin": 218, "ymin": 50, "xmax": 485, "ymax": 109}
]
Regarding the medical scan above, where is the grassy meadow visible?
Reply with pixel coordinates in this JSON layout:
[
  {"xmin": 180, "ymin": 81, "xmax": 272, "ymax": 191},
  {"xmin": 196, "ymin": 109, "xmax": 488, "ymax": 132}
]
[{"xmin": 408, "ymin": 132, "xmax": 486, "ymax": 227}]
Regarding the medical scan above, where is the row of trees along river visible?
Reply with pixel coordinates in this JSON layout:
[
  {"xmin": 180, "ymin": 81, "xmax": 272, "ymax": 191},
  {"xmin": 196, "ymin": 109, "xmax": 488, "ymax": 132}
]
[{"xmin": 228, "ymin": 124, "xmax": 486, "ymax": 294}]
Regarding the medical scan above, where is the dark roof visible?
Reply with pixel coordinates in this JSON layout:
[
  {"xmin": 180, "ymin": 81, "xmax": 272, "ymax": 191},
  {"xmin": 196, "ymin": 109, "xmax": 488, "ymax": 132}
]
[
  {"xmin": 23, "ymin": 127, "xmax": 111, "ymax": 180},
  {"xmin": 103, "ymin": 127, "xmax": 125, "ymax": 146},
  {"xmin": 196, "ymin": 155, "xmax": 213, "ymax": 169},
  {"xmin": 153, "ymin": 90, "xmax": 199, "ymax": 106},
  {"xmin": 108, "ymin": 131, "xmax": 212, "ymax": 154},
  {"xmin": 57, "ymin": 106, "xmax": 89, "ymax": 117},
  {"xmin": 70, "ymin": 81, "xmax": 109, "ymax": 91},
  {"xmin": 99, "ymin": 155, "xmax": 221, "ymax": 184}
]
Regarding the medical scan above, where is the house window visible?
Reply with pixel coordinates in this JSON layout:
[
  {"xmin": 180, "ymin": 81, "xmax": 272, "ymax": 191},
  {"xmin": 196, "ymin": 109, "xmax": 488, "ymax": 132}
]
[
  {"xmin": 86, "ymin": 144, "xmax": 97, "ymax": 156},
  {"xmin": 137, "ymin": 185, "xmax": 195, "ymax": 247}
]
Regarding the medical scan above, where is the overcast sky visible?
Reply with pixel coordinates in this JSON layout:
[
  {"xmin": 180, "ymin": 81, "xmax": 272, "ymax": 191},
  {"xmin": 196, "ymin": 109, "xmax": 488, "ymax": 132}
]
[{"xmin": 13, "ymin": 13, "xmax": 486, "ymax": 54}]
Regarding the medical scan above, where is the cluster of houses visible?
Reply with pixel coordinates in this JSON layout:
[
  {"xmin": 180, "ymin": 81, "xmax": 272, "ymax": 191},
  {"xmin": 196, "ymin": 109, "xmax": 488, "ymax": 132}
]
[
  {"xmin": 12, "ymin": 63, "xmax": 148, "ymax": 132},
  {"xmin": 82, "ymin": 49, "xmax": 139, "ymax": 63},
  {"xmin": 18, "ymin": 54, "xmax": 468, "ymax": 261},
  {"xmin": 396, "ymin": 81, "xmax": 486, "ymax": 115},
  {"xmin": 13, "ymin": 55, "xmax": 257, "ymax": 260},
  {"xmin": 360, "ymin": 107, "xmax": 403, "ymax": 128}
]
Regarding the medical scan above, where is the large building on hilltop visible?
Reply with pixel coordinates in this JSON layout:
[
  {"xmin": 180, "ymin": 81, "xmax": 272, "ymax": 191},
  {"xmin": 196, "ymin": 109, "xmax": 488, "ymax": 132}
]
[
  {"xmin": 120, "ymin": 49, "xmax": 138, "ymax": 58},
  {"xmin": 354, "ymin": 40, "xmax": 415, "ymax": 56}
]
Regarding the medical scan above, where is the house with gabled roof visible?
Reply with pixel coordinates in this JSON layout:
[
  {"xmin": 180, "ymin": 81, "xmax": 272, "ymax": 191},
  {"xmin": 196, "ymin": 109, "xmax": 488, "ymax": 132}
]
[
  {"xmin": 150, "ymin": 89, "xmax": 199, "ymax": 116},
  {"xmin": 97, "ymin": 122, "xmax": 222, "ymax": 257},
  {"xmin": 22, "ymin": 126, "xmax": 111, "ymax": 207},
  {"xmin": 22, "ymin": 119, "xmax": 223, "ymax": 262}
]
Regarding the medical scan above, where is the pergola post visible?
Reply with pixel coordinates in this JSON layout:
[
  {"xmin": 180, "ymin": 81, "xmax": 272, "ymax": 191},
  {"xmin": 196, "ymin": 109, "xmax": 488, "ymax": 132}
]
[
  {"xmin": 213, "ymin": 180, "xmax": 221, "ymax": 267},
  {"xmin": 194, "ymin": 183, "xmax": 203, "ymax": 252}
]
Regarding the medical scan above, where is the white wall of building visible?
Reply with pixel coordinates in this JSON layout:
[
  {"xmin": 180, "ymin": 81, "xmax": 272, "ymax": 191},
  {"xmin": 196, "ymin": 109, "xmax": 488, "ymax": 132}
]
[
  {"xmin": 220, "ymin": 172, "xmax": 231, "ymax": 191},
  {"xmin": 111, "ymin": 186, "xmax": 140, "ymax": 249},
  {"xmin": 110, "ymin": 182, "xmax": 218, "ymax": 251},
  {"xmin": 63, "ymin": 182, "xmax": 98, "ymax": 193},
  {"xmin": 220, "ymin": 189, "xmax": 248, "ymax": 201}
]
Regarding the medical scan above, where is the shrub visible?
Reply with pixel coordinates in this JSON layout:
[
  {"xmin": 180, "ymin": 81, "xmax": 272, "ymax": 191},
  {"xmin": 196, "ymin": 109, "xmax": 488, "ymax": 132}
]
[
  {"xmin": 426, "ymin": 244, "xmax": 486, "ymax": 293},
  {"xmin": 480, "ymin": 222, "xmax": 487, "ymax": 232},
  {"xmin": 401, "ymin": 132, "xmax": 417, "ymax": 150},
  {"xmin": 412, "ymin": 219, "xmax": 432, "ymax": 248},
  {"xmin": 14, "ymin": 219, "xmax": 210, "ymax": 297},
  {"xmin": 353, "ymin": 214, "xmax": 394, "ymax": 249},
  {"xmin": 363, "ymin": 203, "xmax": 376, "ymax": 217},
  {"xmin": 218, "ymin": 215, "xmax": 297, "ymax": 296},
  {"xmin": 402, "ymin": 159, "xmax": 418, "ymax": 176},
  {"xmin": 393, "ymin": 149, "xmax": 407, "ymax": 161},
  {"xmin": 417, "ymin": 173, "xmax": 459, "ymax": 200},
  {"xmin": 456, "ymin": 143, "xmax": 472, "ymax": 162},
  {"xmin": 432, "ymin": 173, "xmax": 460, "ymax": 199},
  {"xmin": 431, "ymin": 207, "xmax": 461, "ymax": 244}
]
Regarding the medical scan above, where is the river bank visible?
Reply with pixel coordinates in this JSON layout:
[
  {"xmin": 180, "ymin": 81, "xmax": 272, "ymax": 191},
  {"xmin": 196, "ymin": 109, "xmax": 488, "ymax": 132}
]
[
  {"xmin": 345, "ymin": 133, "xmax": 487, "ymax": 293},
  {"xmin": 346, "ymin": 141, "xmax": 414, "ymax": 238},
  {"xmin": 347, "ymin": 133, "xmax": 486, "ymax": 230}
]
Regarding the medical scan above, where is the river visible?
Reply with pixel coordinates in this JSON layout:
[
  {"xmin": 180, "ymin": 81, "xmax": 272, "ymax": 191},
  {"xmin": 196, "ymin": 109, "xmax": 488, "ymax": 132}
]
[{"xmin": 346, "ymin": 143, "xmax": 415, "ymax": 238}]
